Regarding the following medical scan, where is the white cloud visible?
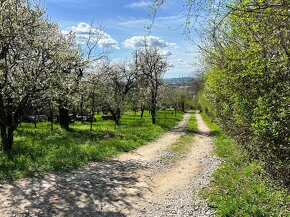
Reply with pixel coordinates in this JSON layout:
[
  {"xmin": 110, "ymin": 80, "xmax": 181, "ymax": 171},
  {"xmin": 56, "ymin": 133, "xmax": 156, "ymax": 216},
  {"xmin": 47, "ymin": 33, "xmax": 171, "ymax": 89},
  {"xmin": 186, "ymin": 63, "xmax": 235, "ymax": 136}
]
[
  {"xmin": 126, "ymin": 1, "xmax": 152, "ymax": 9},
  {"xmin": 64, "ymin": 22, "xmax": 119, "ymax": 49},
  {"xmin": 71, "ymin": 22, "xmax": 92, "ymax": 33},
  {"xmin": 161, "ymin": 50, "xmax": 174, "ymax": 56},
  {"xmin": 176, "ymin": 59, "xmax": 184, "ymax": 63},
  {"xmin": 117, "ymin": 15, "xmax": 183, "ymax": 31},
  {"xmin": 123, "ymin": 35, "xmax": 176, "ymax": 49},
  {"xmin": 170, "ymin": 59, "xmax": 193, "ymax": 65}
]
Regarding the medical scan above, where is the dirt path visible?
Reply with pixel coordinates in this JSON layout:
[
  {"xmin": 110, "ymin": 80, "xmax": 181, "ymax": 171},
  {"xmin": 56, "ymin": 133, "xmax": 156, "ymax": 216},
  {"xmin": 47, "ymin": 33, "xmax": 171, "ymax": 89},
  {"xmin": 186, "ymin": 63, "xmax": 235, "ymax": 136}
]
[
  {"xmin": 0, "ymin": 113, "xmax": 220, "ymax": 217},
  {"xmin": 126, "ymin": 113, "xmax": 220, "ymax": 216},
  {"xmin": 117, "ymin": 113, "xmax": 191, "ymax": 162}
]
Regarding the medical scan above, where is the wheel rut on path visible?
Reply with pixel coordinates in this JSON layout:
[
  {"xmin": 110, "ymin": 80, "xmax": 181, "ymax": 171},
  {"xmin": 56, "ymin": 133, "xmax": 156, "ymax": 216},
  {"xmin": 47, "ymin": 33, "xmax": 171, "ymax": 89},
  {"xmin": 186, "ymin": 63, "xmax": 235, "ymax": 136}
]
[{"xmin": 0, "ymin": 113, "xmax": 220, "ymax": 217}]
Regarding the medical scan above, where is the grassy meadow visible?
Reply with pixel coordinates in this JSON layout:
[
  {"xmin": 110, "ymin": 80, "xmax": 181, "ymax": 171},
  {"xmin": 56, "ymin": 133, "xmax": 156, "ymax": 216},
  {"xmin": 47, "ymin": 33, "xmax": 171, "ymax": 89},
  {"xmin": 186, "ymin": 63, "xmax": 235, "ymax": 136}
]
[{"xmin": 0, "ymin": 110, "xmax": 184, "ymax": 181}]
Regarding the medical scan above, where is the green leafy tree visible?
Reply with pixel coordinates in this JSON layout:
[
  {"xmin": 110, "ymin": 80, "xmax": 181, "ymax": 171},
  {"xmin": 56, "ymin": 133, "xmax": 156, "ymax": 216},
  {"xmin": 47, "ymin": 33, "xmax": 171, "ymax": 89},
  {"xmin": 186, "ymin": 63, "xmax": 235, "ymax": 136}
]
[{"xmin": 200, "ymin": 0, "xmax": 290, "ymax": 185}]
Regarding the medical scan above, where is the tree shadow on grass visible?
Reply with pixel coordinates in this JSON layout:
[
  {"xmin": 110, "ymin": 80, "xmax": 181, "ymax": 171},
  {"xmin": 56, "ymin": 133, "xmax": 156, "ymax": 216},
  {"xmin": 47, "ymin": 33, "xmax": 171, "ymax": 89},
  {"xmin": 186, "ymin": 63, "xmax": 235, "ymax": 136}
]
[
  {"xmin": 209, "ymin": 130, "xmax": 222, "ymax": 137},
  {"xmin": 16, "ymin": 126, "xmax": 120, "ymax": 141},
  {"xmin": 0, "ymin": 159, "xmax": 150, "ymax": 216},
  {"xmin": 1, "ymin": 122, "xmax": 159, "ymax": 181}
]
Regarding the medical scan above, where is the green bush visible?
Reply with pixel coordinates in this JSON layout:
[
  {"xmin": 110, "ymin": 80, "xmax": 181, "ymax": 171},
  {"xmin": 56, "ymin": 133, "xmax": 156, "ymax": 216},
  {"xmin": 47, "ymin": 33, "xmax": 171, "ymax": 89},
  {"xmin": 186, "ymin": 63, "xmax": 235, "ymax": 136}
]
[
  {"xmin": 199, "ymin": 0, "xmax": 290, "ymax": 186},
  {"xmin": 201, "ymin": 112, "xmax": 290, "ymax": 217}
]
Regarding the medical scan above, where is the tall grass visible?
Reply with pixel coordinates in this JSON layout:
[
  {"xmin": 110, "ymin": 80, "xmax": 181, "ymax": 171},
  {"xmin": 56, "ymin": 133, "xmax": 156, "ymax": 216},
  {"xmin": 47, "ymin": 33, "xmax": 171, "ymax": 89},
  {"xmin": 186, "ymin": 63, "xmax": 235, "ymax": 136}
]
[{"xmin": 0, "ymin": 110, "xmax": 183, "ymax": 181}]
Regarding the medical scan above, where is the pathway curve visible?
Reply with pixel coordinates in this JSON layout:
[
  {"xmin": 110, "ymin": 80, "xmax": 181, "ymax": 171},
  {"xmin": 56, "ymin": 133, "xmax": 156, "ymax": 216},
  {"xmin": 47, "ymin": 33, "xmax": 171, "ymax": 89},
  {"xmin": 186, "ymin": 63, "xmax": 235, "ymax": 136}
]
[{"xmin": 0, "ymin": 112, "xmax": 220, "ymax": 217}]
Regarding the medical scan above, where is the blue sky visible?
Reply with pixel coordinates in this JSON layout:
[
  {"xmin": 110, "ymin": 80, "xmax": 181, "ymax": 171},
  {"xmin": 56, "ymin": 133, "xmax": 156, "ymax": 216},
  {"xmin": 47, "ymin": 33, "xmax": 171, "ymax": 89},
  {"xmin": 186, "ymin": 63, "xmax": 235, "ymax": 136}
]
[{"xmin": 42, "ymin": 0, "xmax": 200, "ymax": 78}]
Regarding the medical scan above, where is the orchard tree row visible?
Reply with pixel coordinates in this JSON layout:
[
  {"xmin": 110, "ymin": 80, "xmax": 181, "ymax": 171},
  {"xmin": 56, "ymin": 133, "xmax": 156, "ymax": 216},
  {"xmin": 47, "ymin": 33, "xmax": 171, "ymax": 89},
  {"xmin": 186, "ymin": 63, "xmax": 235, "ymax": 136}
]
[{"xmin": 0, "ymin": 0, "xmax": 194, "ymax": 152}]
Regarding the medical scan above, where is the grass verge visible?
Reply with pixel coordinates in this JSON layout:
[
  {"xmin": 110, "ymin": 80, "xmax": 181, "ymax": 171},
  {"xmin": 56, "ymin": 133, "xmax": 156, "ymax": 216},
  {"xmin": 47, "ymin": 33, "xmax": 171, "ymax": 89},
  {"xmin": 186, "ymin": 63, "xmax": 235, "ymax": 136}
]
[
  {"xmin": 185, "ymin": 111, "xmax": 198, "ymax": 134},
  {"xmin": 0, "ymin": 110, "xmax": 183, "ymax": 182},
  {"xmin": 161, "ymin": 112, "xmax": 198, "ymax": 164},
  {"xmin": 161, "ymin": 135, "xmax": 193, "ymax": 164},
  {"xmin": 200, "ymin": 112, "xmax": 290, "ymax": 217}
]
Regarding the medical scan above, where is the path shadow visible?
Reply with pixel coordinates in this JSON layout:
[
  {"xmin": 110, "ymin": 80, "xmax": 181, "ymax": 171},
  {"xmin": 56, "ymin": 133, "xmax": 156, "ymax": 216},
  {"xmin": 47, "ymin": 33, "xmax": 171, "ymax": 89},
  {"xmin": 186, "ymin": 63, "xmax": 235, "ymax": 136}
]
[
  {"xmin": 194, "ymin": 130, "xmax": 212, "ymax": 137},
  {"xmin": 0, "ymin": 159, "xmax": 149, "ymax": 217},
  {"xmin": 193, "ymin": 129, "xmax": 222, "ymax": 137}
]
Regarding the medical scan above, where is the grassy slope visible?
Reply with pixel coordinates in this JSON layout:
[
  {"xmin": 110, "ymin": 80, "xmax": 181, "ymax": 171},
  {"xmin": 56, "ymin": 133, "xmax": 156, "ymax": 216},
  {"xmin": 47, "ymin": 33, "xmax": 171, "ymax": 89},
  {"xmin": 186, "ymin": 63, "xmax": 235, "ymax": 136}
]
[
  {"xmin": 200, "ymin": 112, "xmax": 290, "ymax": 217},
  {"xmin": 0, "ymin": 110, "xmax": 183, "ymax": 181}
]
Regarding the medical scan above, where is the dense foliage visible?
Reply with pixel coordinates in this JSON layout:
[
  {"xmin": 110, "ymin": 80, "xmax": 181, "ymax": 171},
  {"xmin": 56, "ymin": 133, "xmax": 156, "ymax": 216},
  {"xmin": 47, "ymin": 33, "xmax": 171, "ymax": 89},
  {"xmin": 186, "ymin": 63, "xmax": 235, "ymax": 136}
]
[
  {"xmin": 199, "ymin": 0, "xmax": 290, "ymax": 186},
  {"xmin": 201, "ymin": 112, "xmax": 290, "ymax": 217}
]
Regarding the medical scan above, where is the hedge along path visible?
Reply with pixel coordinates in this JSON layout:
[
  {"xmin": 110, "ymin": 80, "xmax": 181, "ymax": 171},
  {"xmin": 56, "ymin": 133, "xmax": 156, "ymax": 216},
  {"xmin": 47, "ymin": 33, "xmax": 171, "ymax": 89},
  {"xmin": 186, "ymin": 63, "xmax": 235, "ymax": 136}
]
[{"xmin": 0, "ymin": 113, "xmax": 218, "ymax": 217}]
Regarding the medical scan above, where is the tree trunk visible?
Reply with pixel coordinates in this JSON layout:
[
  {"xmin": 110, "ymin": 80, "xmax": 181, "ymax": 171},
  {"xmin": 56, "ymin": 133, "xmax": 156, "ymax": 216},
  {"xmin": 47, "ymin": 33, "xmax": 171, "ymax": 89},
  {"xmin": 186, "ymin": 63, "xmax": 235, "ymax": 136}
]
[
  {"xmin": 90, "ymin": 91, "xmax": 95, "ymax": 131},
  {"xmin": 34, "ymin": 109, "xmax": 37, "ymax": 128},
  {"xmin": 1, "ymin": 125, "xmax": 7, "ymax": 151},
  {"xmin": 151, "ymin": 109, "xmax": 156, "ymax": 124},
  {"xmin": 0, "ymin": 95, "xmax": 6, "ymax": 151},
  {"xmin": 0, "ymin": 94, "xmax": 29, "ymax": 152},
  {"xmin": 59, "ymin": 105, "xmax": 69, "ymax": 130},
  {"xmin": 80, "ymin": 96, "xmax": 84, "ymax": 123},
  {"xmin": 90, "ymin": 115, "xmax": 93, "ymax": 131},
  {"xmin": 1, "ymin": 126, "xmax": 14, "ymax": 152},
  {"xmin": 7, "ymin": 128, "xmax": 13, "ymax": 150},
  {"xmin": 182, "ymin": 101, "xmax": 185, "ymax": 113},
  {"xmin": 140, "ymin": 107, "xmax": 145, "ymax": 118},
  {"xmin": 1, "ymin": 97, "xmax": 14, "ymax": 151},
  {"xmin": 110, "ymin": 109, "xmax": 121, "ymax": 126},
  {"xmin": 151, "ymin": 90, "xmax": 157, "ymax": 124},
  {"xmin": 115, "ymin": 119, "xmax": 120, "ymax": 126},
  {"xmin": 50, "ymin": 105, "xmax": 54, "ymax": 131}
]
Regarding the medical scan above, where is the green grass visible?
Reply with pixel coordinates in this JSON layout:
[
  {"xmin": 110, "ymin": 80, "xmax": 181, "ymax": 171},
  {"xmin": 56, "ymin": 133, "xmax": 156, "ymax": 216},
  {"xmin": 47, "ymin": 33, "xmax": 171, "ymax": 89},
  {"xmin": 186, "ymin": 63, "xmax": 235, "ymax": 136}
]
[
  {"xmin": 200, "ymin": 112, "xmax": 290, "ymax": 217},
  {"xmin": 185, "ymin": 111, "xmax": 198, "ymax": 134},
  {"xmin": 161, "ymin": 135, "xmax": 193, "ymax": 164},
  {"xmin": 0, "ymin": 110, "xmax": 184, "ymax": 182},
  {"xmin": 161, "ymin": 112, "xmax": 198, "ymax": 164}
]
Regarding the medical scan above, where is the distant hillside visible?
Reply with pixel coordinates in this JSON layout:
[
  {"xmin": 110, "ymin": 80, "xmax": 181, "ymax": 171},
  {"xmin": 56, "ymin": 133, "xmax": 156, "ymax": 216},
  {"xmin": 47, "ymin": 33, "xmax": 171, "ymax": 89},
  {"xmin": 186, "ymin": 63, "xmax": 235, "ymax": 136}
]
[{"xmin": 164, "ymin": 77, "xmax": 195, "ymax": 85}]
